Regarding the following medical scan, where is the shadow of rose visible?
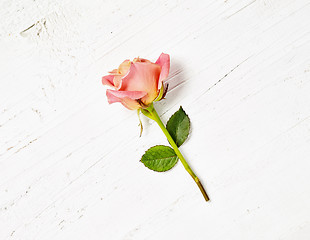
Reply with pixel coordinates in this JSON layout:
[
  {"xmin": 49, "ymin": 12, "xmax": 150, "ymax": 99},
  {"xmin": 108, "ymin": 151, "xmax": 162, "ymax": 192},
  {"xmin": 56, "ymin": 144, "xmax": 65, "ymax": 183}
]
[{"xmin": 156, "ymin": 58, "xmax": 189, "ymax": 114}]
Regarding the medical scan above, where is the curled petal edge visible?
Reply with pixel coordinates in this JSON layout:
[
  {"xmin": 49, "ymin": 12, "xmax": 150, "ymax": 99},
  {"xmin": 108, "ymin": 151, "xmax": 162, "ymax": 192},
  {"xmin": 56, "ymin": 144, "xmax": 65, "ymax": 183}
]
[
  {"xmin": 102, "ymin": 75, "xmax": 115, "ymax": 87},
  {"xmin": 155, "ymin": 53, "xmax": 170, "ymax": 89},
  {"xmin": 106, "ymin": 89, "xmax": 147, "ymax": 110}
]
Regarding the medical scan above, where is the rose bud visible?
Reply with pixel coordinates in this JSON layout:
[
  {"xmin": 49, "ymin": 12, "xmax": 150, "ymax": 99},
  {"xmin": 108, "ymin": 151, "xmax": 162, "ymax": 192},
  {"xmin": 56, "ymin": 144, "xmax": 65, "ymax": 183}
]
[{"xmin": 102, "ymin": 53, "xmax": 170, "ymax": 110}]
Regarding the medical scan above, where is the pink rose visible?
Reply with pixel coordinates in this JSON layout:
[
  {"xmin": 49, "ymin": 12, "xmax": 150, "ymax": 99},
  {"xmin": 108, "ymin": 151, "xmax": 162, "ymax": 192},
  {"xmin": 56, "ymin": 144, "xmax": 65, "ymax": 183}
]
[{"xmin": 102, "ymin": 53, "xmax": 170, "ymax": 110}]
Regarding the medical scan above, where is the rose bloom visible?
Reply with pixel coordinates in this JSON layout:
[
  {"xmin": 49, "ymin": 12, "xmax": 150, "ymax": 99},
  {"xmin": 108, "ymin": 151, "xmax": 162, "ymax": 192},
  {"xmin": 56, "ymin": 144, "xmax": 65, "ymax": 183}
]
[{"xmin": 102, "ymin": 53, "xmax": 170, "ymax": 110}]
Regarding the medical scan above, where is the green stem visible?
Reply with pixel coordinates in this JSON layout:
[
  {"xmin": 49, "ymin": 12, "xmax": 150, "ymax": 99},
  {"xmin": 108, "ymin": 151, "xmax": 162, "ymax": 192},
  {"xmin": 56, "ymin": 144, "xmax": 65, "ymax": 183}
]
[{"xmin": 144, "ymin": 103, "xmax": 209, "ymax": 202}]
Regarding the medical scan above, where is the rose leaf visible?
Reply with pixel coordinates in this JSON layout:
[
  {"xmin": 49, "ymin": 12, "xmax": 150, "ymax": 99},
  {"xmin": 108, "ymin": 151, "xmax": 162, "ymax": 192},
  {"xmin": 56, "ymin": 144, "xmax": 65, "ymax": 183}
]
[
  {"xmin": 141, "ymin": 145, "xmax": 178, "ymax": 172},
  {"xmin": 166, "ymin": 106, "xmax": 190, "ymax": 147}
]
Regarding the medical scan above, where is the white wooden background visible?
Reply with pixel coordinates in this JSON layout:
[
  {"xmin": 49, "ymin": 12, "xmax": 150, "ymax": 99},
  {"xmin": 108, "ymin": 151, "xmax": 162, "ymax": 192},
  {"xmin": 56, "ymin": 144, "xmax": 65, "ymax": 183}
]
[{"xmin": 1, "ymin": 0, "xmax": 310, "ymax": 239}]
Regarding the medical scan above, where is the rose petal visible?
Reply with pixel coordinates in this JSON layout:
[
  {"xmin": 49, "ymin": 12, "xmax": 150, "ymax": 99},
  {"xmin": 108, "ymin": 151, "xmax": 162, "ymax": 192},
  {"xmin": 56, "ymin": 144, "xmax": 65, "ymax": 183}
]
[
  {"xmin": 155, "ymin": 53, "xmax": 170, "ymax": 89},
  {"xmin": 102, "ymin": 75, "xmax": 115, "ymax": 87},
  {"xmin": 106, "ymin": 89, "xmax": 146, "ymax": 110},
  {"xmin": 133, "ymin": 57, "xmax": 151, "ymax": 63},
  {"xmin": 121, "ymin": 62, "xmax": 161, "ymax": 104},
  {"xmin": 113, "ymin": 75, "xmax": 123, "ymax": 90},
  {"xmin": 120, "ymin": 100, "xmax": 142, "ymax": 110},
  {"xmin": 108, "ymin": 69, "xmax": 120, "ymax": 75},
  {"xmin": 106, "ymin": 89, "xmax": 147, "ymax": 100},
  {"xmin": 118, "ymin": 60, "xmax": 131, "ymax": 75}
]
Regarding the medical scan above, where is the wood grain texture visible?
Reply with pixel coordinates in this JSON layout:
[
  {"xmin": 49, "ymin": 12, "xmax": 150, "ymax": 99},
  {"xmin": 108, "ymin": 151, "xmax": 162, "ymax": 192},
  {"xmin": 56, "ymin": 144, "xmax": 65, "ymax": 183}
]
[{"xmin": 1, "ymin": 0, "xmax": 310, "ymax": 239}]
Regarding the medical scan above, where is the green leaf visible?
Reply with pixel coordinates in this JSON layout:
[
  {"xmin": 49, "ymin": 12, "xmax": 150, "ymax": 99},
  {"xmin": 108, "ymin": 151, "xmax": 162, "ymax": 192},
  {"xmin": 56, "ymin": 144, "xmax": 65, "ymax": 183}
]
[
  {"xmin": 166, "ymin": 106, "xmax": 190, "ymax": 147},
  {"xmin": 141, "ymin": 145, "xmax": 178, "ymax": 172}
]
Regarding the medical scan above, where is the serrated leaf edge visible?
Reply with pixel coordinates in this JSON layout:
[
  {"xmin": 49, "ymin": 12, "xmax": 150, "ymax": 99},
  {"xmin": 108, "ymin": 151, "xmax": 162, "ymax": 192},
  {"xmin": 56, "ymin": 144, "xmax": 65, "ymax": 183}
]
[
  {"xmin": 140, "ymin": 145, "xmax": 177, "ymax": 162},
  {"xmin": 140, "ymin": 145, "xmax": 179, "ymax": 172}
]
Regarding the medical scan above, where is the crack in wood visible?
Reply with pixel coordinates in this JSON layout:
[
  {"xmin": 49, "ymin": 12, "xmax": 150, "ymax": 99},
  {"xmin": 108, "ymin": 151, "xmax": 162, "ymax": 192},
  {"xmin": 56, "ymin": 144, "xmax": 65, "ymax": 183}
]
[
  {"xmin": 198, "ymin": 56, "xmax": 252, "ymax": 98},
  {"xmin": 225, "ymin": 0, "xmax": 257, "ymax": 19},
  {"xmin": 20, "ymin": 23, "xmax": 35, "ymax": 34}
]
